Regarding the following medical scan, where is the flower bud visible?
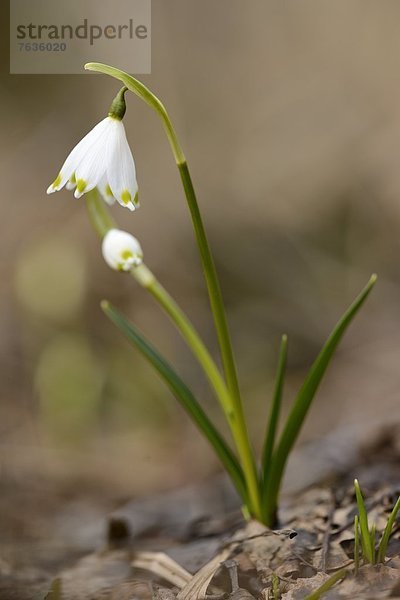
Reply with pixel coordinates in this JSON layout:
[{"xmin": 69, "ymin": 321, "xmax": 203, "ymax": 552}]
[{"xmin": 102, "ymin": 229, "xmax": 143, "ymax": 272}]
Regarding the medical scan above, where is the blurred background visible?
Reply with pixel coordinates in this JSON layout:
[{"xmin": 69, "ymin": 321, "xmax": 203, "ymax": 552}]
[{"xmin": 2, "ymin": 0, "xmax": 400, "ymax": 568}]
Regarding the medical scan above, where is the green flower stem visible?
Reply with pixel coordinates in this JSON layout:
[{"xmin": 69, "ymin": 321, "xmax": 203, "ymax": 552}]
[
  {"xmin": 133, "ymin": 264, "xmax": 234, "ymax": 418},
  {"xmin": 176, "ymin": 161, "xmax": 261, "ymax": 517},
  {"xmin": 84, "ymin": 188, "xmax": 262, "ymax": 519},
  {"xmin": 132, "ymin": 263, "xmax": 262, "ymax": 519},
  {"xmin": 176, "ymin": 161, "xmax": 242, "ymax": 402},
  {"xmin": 86, "ymin": 188, "xmax": 116, "ymax": 235}
]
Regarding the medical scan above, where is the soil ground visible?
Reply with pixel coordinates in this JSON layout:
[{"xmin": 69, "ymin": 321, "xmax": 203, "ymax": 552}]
[{"xmin": 1, "ymin": 423, "xmax": 400, "ymax": 599}]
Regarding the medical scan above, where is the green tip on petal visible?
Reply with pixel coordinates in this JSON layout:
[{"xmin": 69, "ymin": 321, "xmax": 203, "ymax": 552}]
[
  {"xmin": 52, "ymin": 173, "xmax": 62, "ymax": 188},
  {"xmin": 121, "ymin": 249, "xmax": 134, "ymax": 260},
  {"xmin": 76, "ymin": 179, "xmax": 87, "ymax": 193},
  {"xmin": 121, "ymin": 189, "xmax": 131, "ymax": 205}
]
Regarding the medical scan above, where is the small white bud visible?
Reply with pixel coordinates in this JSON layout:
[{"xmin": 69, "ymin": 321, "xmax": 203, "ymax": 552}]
[{"xmin": 102, "ymin": 229, "xmax": 143, "ymax": 272}]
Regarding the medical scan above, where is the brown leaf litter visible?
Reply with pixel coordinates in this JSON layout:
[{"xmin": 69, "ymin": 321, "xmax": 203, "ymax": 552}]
[{"xmin": 3, "ymin": 423, "xmax": 400, "ymax": 599}]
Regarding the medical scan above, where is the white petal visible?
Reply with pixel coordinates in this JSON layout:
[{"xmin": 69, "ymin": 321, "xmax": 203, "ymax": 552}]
[
  {"xmin": 74, "ymin": 119, "xmax": 115, "ymax": 198},
  {"xmin": 102, "ymin": 228, "xmax": 143, "ymax": 271},
  {"xmin": 97, "ymin": 175, "xmax": 116, "ymax": 206},
  {"xmin": 47, "ymin": 117, "xmax": 111, "ymax": 194},
  {"xmin": 106, "ymin": 121, "xmax": 138, "ymax": 211},
  {"xmin": 65, "ymin": 173, "xmax": 77, "ymax": 191}
]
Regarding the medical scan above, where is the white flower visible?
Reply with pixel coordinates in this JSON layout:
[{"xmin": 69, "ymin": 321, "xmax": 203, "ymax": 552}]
[
  {"xmin": 102, "ymin": 229, "xmax": 143, "ymax": 271},
  {"xmin": 47, "ymin": 89, "xmax": 138, "ymax": 211}
]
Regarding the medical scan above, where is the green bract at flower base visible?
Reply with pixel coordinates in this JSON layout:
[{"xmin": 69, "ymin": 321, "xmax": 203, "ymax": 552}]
[{"xmin": 53, "ymin": 63, "xmax": 379, "ymax": 525}]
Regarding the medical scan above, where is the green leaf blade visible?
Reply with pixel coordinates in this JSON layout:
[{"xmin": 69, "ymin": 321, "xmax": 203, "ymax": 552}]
[
  {"xmin": 261, "ymin": 334, "xmax": 288, "ymax": 506},
  {"xmin": 263, "ymin": 275, "xmax": 376, "ymax": 525},
  {"xmin": 354, "ymin": 479, "xmax": 374, "ymax": 563},
  {"xmin": 304, "ymin": 568, "xmax": 347, "ymax": 600},
  {"xmin": 101, "ymin": 300, "xmax": 247, "ymax": 502},
  {"xmin": 354, "ymin": 515, "xmax": 360, "ymax": 574},
  {"xmin": 378, "ymin": 494, "xmax": 400, "ymax": 563}
]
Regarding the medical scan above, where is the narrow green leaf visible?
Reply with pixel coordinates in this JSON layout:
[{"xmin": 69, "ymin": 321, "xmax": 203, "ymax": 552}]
[
  {"xmin": 101, "ymin": 300, "xmax": 247, "ymax": 502},
  {"xmin": 378, "ymin": 494, "xmax": 400, "ymax": 563},
  {"xmin": 354, "ymin": 479, "xmax": 374, "ymax": 563},
  {"xmin": 261, "ymin": 335, "xmax": 288, "ymax": 503},
  {"xmin": 263, "ymin": 275, "xmax": 376, "ymax": 526},
  {"xmin": 304, "ymin": 568, "xmax": 347, "ymax": 600},
  {"xmin": 354, "ymin": 515, "xmax": 360, "ymax": 574},
  {"xmin": 44, "ymin": 578, "xmax": 62, "ymax": 600},
  {"xmin": 272, "ymin": 573, "xmax": 281, "ymax": 600},
  {"xmin": 370, "ymin": 522, "xmax": 376, "ymax": 564}
]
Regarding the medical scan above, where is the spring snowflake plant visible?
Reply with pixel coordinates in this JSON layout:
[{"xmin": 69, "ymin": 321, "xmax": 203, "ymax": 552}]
[{"xmin": 47, "ymin": 63, "xmax": 376, "ymax": 527}]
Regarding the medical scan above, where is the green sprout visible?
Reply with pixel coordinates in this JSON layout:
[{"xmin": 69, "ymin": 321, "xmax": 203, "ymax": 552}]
[
  {"xmin": 354, "ymin": 479, "xmax": 400, "ymax": 566},
  {"xmin": 48, "ymin": 61, "xmax": 377, "ymax": 527},
  {"xmin": 304, "ymin": 568, "xmax": 347, "ymax": 600},
  {"xmin": 271, "ymin": 573, "xmax": 281, "ymax": 599},
  {"xmin": 354, "ymin": 515, "xmax": 360, "ymax": 574}
]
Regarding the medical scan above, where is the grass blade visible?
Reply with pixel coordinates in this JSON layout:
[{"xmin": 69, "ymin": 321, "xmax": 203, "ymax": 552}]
[
  {"xmin": 354, "ymin": 479, "xmax": 374, "ymax": 563},
  {"xmin": 272, "ymin": 573, "xmax": 281, "ymax": 599},
  {"xmin": 354, "ymin": 515, "xmax": 360, "ymax": 574},
  {"xmin": 261, "ymin": 335, "xmax": 288, "ymax": 502},
  {"xmin": 304, "ymin": 568, "xmax": 347, "ymax": 600},
  {"xmin": 44, "ymin": 578, "xmax": 62, "ymax": 600},
  {"xmin": 370, "ymin": 523, "xmax": 376, "ymax": 564},
  {"xmin": 263, "ymin": 275, "xmax": 376, "ymax": 526},
  {"xmin": 378, "ymin": 494, "xmax": 400, "ymax": 563},
  {"xmin": 101, "ymin": 300, "xmax": 247, "ymax": 502}
]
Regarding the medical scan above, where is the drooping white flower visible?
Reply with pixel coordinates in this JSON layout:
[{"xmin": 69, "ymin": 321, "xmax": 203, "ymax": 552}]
[
  {"xmin": 102, "ymin": 228, "xmax": 143, "ymax": 271},
  {"xmin": 47, "ymin": 88, "xmax": 139, "ymax": 211}
]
